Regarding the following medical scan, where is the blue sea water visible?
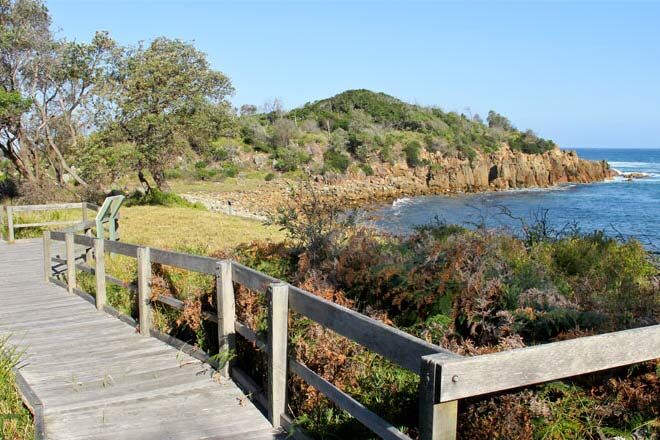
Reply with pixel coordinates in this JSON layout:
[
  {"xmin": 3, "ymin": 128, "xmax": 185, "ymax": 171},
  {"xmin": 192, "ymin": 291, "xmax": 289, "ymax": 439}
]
[{"xmin": 369, "ymin": 148, "xmax": 660, "ymax": 250}]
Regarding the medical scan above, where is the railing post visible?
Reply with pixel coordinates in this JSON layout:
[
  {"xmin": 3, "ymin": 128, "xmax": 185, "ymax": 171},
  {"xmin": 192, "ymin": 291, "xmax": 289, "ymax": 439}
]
[
  {"xmin": 84, "ymin": 227, "xmax": 93, "ymax": 265},
  {"xmin": 65, "ymin": 232, "xmax": 75, "ymax": 294},
  {"xmin": 82, "ymin": 203, "xmax": 88, "ymax": 222},
  {"xmin": 419, "ymin": 356, "xmax": 458, "ymax": 440},
  {"xmin": 43, "ymin": 231, "xmax": 51, "ymax": 282},
  {"xmin": 267, "ymin": 282, "xmax": 289, "ymax": 427},
  {"xmin": 137, "ymin": 247, "xmax": 152, "ymax": 336},
  {"xmin": 94, "ymin": 238, "xmax": 106, "ymax": 311},
  {"xmin": 6, "ymin": 206, "xmax": 14, "ymax": 243},
  {"xmin": 0, "ymin": 206, "xmax": 4, "ymax": 241},
  {"xmin": 216, "ymin": 260, "xmax": 236, "ymax": 377}
]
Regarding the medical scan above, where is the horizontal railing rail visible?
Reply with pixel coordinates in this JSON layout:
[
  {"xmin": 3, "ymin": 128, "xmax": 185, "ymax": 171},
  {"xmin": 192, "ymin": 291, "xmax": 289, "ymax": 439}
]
[
  {"xmin": 419, "ymin": 325, "xmax": 660, "ymax": 439},
  {"xmin": 425, "ymin": 324, "xmax": 660, "ymax": 402},
  {"xmin": 2, "ymin": 201, "xmax": 118, "ymax": 243},
  {"xmin": 39, "ymin": 211, "xmax": 660, "ymax": 440},
  {"xmin": 45, "ymin": 229, "xmax": 461, "ymax": 440}
]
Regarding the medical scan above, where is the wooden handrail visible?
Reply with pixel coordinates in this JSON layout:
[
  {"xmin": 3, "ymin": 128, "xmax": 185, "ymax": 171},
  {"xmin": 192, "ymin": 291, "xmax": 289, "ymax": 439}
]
[
  {"xmin": 2, "ymin": 199, "xmax": 118, "ymax": 243},
  {"xmin": 425, "ymin": 324, "xmax": 660, "ymax": 402},
  {"xmin": 43, "ymin": 223, "xmax": 660, "ymax": 440}
]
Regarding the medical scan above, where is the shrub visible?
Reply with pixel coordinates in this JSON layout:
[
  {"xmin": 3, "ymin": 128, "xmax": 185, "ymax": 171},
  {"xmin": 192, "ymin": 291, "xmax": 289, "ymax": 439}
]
[
  {"xmin": 221, "ymin": 162, "xmax": 239, "ymax": 177},
  {"xmin": 269, "ymin": 182, "xmax": 356, "ymax": 269},
  {"xmin": 125, "ymin": 189, "xmax": 206, "ymax": 210},
  {"xmin": 403, "ymin": 140, "xmax": 423, "ymax": 167},
  {"xmin": 209, "ymin": 145, "xmax": 229, "ymax": 161},
  {"xmin": 193, "ymin": 166, "xmax": 217, "ymax": 181},
  {"xmin": 273, "ymin": 148, "xmax": 311, "ymax": 172},
  {"xmin": 164, "ymin": 168, "xmax": 183, "ymax": 179},
  {"xmin": 264, "ymin": 172, "xmax": 276, "ymax": 181},
  {"xmin": 323, "ymin": 149, "xmax": 350, "ymax": 174},
  {"xmin": 510, "ymin": 130, "xmax": 556, "ymax": 154},
  {"xmin": 359, "ymin": 163, "xmax": 374, "ymax": 176}
]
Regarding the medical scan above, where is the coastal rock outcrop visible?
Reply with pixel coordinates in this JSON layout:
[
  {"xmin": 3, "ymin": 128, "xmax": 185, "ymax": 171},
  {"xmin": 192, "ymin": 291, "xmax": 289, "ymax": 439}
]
[
  {"xmin": 419, "ymin": 146, "xmax": 615, "ymax": 191},
  {"xmin": 183, "ymin": 146, "xmax": 616, "ymax": 217}
]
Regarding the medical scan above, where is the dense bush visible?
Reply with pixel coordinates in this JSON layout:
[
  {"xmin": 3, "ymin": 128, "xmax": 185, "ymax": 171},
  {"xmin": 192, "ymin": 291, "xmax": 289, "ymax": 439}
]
[
  {"xmin": 510, "ymin": 129, "xmax": 556, "ymax": 154},
  {"xmin": 323, "ymin": 149, "xmax": 350, "ymax": 174},
  {"xmin": 273, "ymin": 147, "xmax": 311, "ymax": 172},
  {"xmin": 403, "ymin": 140, "xmax": 423, "ymax": 168}
]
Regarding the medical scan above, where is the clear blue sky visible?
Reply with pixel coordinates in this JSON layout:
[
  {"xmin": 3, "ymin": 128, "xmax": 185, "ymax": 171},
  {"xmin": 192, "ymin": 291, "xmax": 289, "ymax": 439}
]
[{"xmin": 48, "ymin": 0, "xmax": 660, "ymax": 148}]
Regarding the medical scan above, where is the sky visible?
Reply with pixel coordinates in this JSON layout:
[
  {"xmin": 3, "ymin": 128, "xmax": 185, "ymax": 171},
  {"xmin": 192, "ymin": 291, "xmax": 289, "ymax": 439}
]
[{"xmin": 47, "ymin": 0, "xmax": 660, "ymax": 149}]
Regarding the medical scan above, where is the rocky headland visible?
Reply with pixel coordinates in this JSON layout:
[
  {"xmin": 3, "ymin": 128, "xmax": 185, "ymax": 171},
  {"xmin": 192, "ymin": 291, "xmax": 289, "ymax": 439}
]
[{"xmin": 183, "ymin": 146, "xmax": 616, "ymax": 218}]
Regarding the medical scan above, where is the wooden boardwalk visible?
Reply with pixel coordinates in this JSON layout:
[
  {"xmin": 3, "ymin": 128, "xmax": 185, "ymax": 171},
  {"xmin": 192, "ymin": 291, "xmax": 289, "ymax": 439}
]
[{"xmin": 0, "ymin": 239, "xmax": 284, "ymax": 440}]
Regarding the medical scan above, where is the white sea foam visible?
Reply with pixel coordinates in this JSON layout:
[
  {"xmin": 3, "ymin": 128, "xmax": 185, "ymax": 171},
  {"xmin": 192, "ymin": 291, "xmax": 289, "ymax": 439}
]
[
  {"xmin": 392, "ymin": 197, "xmax": 413, "ymax": 208},
  {"xmin": 609, "ymin": 161, "xmax": 654, "ymax": 168}
]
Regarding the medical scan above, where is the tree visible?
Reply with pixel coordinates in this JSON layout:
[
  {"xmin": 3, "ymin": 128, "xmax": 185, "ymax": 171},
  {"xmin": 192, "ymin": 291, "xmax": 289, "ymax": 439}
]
[
  {"xmin": 0, "ymin": 0, "xmax": 119, "ymax": 186},
  {"xmin": 271, "ymin": 118, "xmax": 297, "ymax": 148},
  {"xmin": 239, "ymin": 104, "xmax": 257, "ymax": 116},
  {"xmin": 487, "ymin": 110, "xmax": 514, "ymax": 131},
  {"xmin": 106, "ymin": 37, "xmax": 234, "ymax": 190}
]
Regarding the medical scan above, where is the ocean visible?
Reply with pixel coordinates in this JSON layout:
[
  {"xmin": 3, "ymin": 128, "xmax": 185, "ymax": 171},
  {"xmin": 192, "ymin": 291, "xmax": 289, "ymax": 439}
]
[{"xmin": 369, "ymin": 148, "xmax": 660, "ymax": 251}]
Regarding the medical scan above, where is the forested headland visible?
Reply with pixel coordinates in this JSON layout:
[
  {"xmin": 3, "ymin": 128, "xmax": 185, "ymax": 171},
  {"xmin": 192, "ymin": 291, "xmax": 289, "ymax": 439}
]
[{"xmin": 1, "ymin": 0, "xmax": 613, "ymax": 206}]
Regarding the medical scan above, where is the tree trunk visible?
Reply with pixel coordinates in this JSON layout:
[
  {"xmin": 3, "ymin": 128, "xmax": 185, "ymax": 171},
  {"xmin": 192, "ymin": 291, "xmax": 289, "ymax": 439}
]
[
  {"xmin": 138, "ymin": 170, "xmax": 152, "ymax": 193},
  {"xmin": 150, "ymin": 168, "xmax": 170, "ymax": 192},
  {"xmin": 0, "ymin": 141, "xmax": 36, "ymax": 182}
]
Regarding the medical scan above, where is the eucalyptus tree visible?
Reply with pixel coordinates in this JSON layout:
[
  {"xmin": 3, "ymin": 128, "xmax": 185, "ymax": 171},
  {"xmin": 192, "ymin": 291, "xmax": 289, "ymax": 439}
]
[
  {"xmin": 0, "ymin": 0, "xmax": 120, "ymax": 187},
  {"xmin": 105, "ymin": 37, "xmax": 234, "ymax": 190}
]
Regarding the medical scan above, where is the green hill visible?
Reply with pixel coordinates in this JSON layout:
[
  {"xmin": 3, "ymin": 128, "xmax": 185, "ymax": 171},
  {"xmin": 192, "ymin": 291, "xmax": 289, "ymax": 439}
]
[{"xmin": 229, "ymin": 89, "xmax": 557, "ymax": 175}]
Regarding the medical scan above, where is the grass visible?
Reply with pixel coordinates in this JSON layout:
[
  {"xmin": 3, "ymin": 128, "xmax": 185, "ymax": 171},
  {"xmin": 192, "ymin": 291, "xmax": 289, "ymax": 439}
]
[
  {"xmin": 120, "ymin": 206, "xmax": 284, "ymax": 251},
  {"xmin": 77, "ymin": 204, "xmax": 285, "ymax": 319},
  {"xmin": 0, "ymin": 337, "xmax": 33, "ymax": 440},
  {"xmin": 169, "ymin": 176, "xmax": 279, "ymax": 194},
  {"xmin": 2, "ymin": 208, "xmax": 83, "ymax": 240}
]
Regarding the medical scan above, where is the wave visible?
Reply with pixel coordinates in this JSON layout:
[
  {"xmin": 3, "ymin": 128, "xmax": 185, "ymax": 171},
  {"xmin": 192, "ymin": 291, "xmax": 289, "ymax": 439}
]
[
  {"xmin": 392, "ymin": 197, "xmax": 413, "ymax": 209},
  {"xmin": 608, "ymin": 161, "xmax": 657, "ymax": 167}
]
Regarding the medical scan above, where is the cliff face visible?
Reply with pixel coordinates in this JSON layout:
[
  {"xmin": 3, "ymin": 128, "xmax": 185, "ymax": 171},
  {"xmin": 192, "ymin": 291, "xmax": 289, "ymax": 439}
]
[
  {"xmin": 318, "ymin": 146, "xmax": 616, "ymax": 207},
  {"xmin": 419, "ymin": 146, "xmax": 616, "ymax": 192},
  {"xmin": 185, "ymin": 146, "xmax": 616, "ymax": 218}
]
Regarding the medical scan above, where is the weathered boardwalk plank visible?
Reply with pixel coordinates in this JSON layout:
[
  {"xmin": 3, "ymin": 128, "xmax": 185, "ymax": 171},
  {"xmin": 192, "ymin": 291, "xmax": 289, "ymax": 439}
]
[{"xmin": 0, "ymin": 239, "xmax": 284, "ymax": 440}]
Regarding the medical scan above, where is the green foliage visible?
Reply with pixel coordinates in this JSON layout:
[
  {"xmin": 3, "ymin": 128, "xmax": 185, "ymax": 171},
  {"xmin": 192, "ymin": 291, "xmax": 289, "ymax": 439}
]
[
  {"xmin": 359, "ymin": 163, "xmax": 374, "ymax": 176},
  {"xmin": 323, "ymin": 149, "xmax": 350, "ymax": 174},
  {"xmin": 105, "ymin": 36, "xmax": 235, "ymax": 189},
  {"xmin": 0, "ymin": 336, "xmax": 33, "ymax": 439},
  {"xmin": 264, "ymin": 172, "xmax": 276, "ymax": 181},
  {"xmin": 221, "ymin": 162, "xmax": 239, "ymax": 177},
  {"xmin": 403, "ymin": 140, "xmax": 423, "ymax": 167},
  {"xmin": 290, "ymin": 89, "xmax": 434, "ymax": 131},
  {"xmin": 125, "ymin": 189, "xmax": 206, "ymax": 210},
  {"xmin": 273, "ymin": 147, "xmax": 311, "ymax": 172},
  {"xmin": 487, "ymin": 110, "xmax": 515, "ymax": 130},
  {"xmin": 510, "ymin": 130, "xmax": 556, "ymax": 154},
  {"xmin": 209, "ymin": 145, "xmax": 229, "ymax": 161},
  {"xmin": 0, "ymin": 90, "xmax": 31, "ymax": 123}
]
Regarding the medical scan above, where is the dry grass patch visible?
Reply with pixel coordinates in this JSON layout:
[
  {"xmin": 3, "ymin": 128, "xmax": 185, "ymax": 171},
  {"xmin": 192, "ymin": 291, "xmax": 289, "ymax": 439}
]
[
  {"xmin": 170, "ymin": 177, "xmax": 270, "ymax": 194},
  {"xmin": 119, "ymin": 206, "xmax": 284, "ymax": 252}
]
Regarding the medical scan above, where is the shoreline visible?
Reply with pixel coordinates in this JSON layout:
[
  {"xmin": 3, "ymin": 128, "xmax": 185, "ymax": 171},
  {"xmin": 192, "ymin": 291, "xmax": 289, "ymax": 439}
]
[
  {"xmin": 182, "ymin": 173, "xmax": 617, "ymax": 220},
  {"xmin": 181, "ymin": 146, "xmax": 624, "ymax": 219}
]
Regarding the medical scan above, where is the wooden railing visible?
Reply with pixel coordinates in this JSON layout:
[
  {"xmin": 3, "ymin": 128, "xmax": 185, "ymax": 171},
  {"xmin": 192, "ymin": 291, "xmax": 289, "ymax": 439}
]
[
  {"xmin": 40, "ymin": 221, "xmax": 660, "ymax": 440},
  {"xmin": 1, "ymin": 196, "xmax": 122, "ymax": 243},
  {"xmin": 420, "ymin": 325, "xmax": 660, "ymax": 439}
]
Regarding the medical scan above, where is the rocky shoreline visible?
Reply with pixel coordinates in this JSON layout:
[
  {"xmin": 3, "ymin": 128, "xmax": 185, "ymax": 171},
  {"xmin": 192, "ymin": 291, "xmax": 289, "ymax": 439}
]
[{"xmin": 183, "ymin": 146, "xmax": 616, "ymax": 218}]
